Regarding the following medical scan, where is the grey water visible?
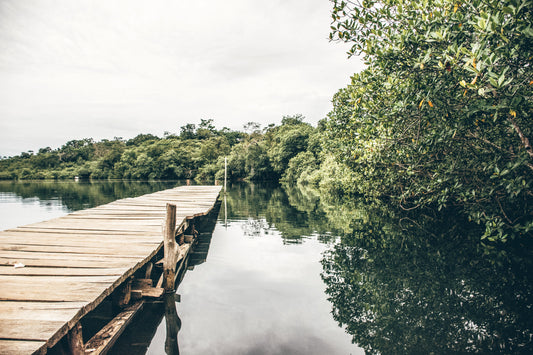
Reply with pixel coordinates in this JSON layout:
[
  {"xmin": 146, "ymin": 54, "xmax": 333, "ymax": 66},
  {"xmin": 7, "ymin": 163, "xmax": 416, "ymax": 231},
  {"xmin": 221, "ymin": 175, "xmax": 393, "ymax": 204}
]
[{"xmin": 1, "ymin": 180, "xmax": 531, "ymax": 354}]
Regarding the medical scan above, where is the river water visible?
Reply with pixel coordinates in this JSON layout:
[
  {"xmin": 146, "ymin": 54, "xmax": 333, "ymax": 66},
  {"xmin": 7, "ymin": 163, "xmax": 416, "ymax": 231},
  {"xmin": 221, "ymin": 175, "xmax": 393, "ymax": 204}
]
[{"xmin": 1, "ymin": 180, "xmax": 531, "ymax": 354}]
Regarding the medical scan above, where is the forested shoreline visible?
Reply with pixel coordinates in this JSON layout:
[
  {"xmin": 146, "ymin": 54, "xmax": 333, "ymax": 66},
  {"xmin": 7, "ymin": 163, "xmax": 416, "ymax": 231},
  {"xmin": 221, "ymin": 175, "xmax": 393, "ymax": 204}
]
[
  {"xmin": 1, "ymin": 0, "xmax": 531, "ymax": 242},
  {"xmin": 0, "ymin": 116, "xmax": 316, "ymax": 183}
]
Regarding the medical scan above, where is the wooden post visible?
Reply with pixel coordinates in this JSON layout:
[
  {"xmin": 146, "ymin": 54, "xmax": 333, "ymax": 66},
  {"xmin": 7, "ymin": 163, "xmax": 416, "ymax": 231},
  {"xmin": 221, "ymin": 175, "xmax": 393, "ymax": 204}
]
[
  {"xmin": 113, "ymin": 278, "xmax": 132, "ymax": 310},
  {"xmin": 67, "ymin": 323, "xmax": 84, "ymax": 355},
  {"xmin": 163, "ymin": 203, "xmax": 179, "ymax": 292}
]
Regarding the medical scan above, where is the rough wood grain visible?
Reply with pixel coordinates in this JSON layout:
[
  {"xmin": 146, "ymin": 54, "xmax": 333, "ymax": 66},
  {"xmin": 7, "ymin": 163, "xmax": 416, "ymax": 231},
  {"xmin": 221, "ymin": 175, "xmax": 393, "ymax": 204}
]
[
  {"xmin": 163, "ymin": 204, "xmax": 179, "ymax": 291},
  {"xmin": 0, "ymin": 340, "xmax": 46, "ymax": 355},
  {"xmin": 0, "ymin": 301, "xmax": 85, "ymax": 321},
  {"xmin": 84, "ymin": 302, "xmax": 144, "ymax": 355}
]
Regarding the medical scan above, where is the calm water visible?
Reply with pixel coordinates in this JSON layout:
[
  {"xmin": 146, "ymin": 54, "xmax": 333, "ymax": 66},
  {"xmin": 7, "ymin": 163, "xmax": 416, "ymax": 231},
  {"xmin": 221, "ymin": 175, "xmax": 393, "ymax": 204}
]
[
  {"xmin": 1, "ymin": 181, "xmax": 532, "ymax": 354},
  {"xmin": 0, "ymin": 180, "xmax": 180, "ymax": 229}
]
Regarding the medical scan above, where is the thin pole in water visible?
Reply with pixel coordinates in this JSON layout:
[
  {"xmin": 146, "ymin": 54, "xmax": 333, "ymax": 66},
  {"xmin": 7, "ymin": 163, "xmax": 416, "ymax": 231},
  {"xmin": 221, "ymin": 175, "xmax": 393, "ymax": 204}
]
[
  {"xmin": 224, "ymin": 157, "xmax": 227, "ymax": 194},
  {"xmin": 224, "ymin": 194, "xmax": 227, "ymax": 229}
]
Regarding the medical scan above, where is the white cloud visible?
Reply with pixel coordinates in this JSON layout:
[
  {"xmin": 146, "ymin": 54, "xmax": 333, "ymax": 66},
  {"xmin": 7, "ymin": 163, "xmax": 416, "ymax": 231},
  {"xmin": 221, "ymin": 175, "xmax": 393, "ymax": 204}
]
[{"xmin": 0, "ymin": 0, "xmax": 363, "ymax": 157}]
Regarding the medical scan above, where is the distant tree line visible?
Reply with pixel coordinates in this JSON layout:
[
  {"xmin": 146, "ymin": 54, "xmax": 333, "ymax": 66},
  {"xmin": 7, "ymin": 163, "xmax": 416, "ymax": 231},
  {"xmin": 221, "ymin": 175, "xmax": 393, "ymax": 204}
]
[{"xmin": 0, "ymin": 117, "xmax": 317, "ymax": 184}]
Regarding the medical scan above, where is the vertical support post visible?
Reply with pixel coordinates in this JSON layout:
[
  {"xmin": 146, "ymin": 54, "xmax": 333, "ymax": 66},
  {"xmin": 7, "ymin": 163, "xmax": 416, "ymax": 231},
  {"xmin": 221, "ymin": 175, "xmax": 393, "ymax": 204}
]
[
  {"xmin": 224, "ymin": 156, "xmax": 227, "ymax": 194},
  {"xmin": 145, "ymin": 262, "xmax": 154, "ymax": 279},
  {"xmin": 164, "ymin": 203, "xmax": 178, "ymax": 292},
  {"xmin": 112, "ymin": 278, "xmax": 132, "ymax": 310},
  {"xmin": 67, "ymin": 323, "xmax": 84, "ymax": 355}
]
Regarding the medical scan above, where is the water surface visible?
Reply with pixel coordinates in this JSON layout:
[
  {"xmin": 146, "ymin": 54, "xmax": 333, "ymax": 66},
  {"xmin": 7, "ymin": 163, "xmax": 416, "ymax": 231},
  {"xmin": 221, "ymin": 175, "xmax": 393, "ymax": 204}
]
[{"xmin": 1, "ymin": 181, "xmax": 531, "ymax": 354}]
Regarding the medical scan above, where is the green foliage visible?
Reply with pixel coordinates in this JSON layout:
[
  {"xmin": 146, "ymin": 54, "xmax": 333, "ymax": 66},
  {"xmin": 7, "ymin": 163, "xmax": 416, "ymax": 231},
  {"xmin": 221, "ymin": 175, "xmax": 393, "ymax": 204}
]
[
  {"xmin": 267, "ymin": 116, "xmax": 314, "ymax": 176},
  {"xmin": 283, "ymin": 151, "xmax": 317, "ymax": 183},
  {"xmin": 222, "ymin": 134, "xmax": 276, "ymax": 181},
  {"xmin": 179, "ymin": 123, "xmax": 197, "ymax": 140},
  {"xmin": 126, "ymin": 133, "xmax": 159, "ymax": 146},
  {"xmin": 326, "ymin": 0, "xmax": 533, "ymax": 240},
  {"xmin": 0, "ymin": 117, "xmax": 317, "ymax": 184}
]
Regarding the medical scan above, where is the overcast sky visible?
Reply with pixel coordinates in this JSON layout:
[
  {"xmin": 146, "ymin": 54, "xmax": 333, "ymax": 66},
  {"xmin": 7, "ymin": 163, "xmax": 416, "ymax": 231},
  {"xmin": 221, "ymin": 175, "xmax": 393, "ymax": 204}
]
[{"xmin": 0, "ymin": 0, "xmax": 363, "ymax": 157}]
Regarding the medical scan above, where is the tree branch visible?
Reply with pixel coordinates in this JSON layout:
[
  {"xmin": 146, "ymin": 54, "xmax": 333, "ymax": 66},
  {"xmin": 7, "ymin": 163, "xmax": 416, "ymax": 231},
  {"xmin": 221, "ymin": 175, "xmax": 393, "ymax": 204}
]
[{"xmin": 508, "ymin": 115, "xmax": 533, "ymax": 159}]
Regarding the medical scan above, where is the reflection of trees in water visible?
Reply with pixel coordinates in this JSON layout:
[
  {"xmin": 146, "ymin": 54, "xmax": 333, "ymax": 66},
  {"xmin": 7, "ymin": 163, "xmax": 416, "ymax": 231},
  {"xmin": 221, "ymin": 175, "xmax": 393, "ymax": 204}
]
[
  {"xmin": 321, "ymin": 202, "xmax": 533, "ymax": 354},
  {"xmin": 0, "ymin": 180, "xmax": 179, "ymax": 211},
  {"xmin": 224, "ymin": 182, "xmax": 338, "ymax": 244}
]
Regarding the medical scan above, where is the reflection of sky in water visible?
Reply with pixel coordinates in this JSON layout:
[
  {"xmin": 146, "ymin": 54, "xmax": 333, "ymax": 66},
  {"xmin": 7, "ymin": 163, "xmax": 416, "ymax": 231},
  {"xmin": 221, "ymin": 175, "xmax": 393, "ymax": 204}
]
[
  {"xmin": 147, "ymin": 221, "xmax": 363, "ymax": 355},
  {"xmin": 0, "ymin": 192, "xmax": 69, "ymax": 230}
]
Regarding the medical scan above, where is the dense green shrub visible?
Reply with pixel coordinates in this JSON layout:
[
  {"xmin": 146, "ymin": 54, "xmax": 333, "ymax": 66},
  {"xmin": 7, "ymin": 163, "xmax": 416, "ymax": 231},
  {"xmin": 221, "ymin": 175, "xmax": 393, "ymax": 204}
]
[{"xmin": 325, "ymin": 0, "xmax": 533, "ymax": 240}]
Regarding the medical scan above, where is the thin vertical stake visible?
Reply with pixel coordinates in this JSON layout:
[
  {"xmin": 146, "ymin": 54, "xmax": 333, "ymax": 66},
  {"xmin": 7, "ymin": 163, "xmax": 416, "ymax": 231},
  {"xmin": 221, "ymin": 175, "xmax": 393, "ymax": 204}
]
[{"xmin": 224, "ymin": 194, "xmax": 227, "ymax": 229}]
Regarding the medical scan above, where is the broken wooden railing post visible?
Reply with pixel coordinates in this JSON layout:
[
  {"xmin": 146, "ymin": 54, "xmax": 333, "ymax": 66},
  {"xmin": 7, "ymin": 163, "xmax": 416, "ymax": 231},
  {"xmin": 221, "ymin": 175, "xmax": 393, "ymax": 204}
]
[{"xmin": 164, "ymin": 203, "xmax": 180, "ymax": 292}]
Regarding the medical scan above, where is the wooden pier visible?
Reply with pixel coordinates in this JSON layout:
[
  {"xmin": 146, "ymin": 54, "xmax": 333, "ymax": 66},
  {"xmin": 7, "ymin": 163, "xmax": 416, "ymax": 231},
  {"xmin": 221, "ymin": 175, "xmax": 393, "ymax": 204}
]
[{"xmin": 0, "ymin": 185, "xmax": 222, "ymax": 354}]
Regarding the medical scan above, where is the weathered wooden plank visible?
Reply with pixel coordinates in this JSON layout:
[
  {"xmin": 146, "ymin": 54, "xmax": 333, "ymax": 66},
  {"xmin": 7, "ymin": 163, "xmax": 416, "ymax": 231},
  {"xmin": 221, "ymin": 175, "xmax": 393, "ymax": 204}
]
[
  {"xmin": 0, "ymin": 240, "xmax": 159, "ymax": 250},
  {"xmin": 0, "ymin": 274, "xmax": 123, "ymax": 283},
  {"xmin": 0, "ymin": 339, "xmax": 46, "ymax": 355},
  {"xmin": 0, "ymin": 266, "xmax": 128, "ymax": 276},
  {"xmin": 12, "ymin": 226, "xmax": 160, "ymax": 233},
  {"xmin": 132, "ymin": 286, "xmax": 164, "ymax": 299},
  {"xmin": 0, "ymin": 257, "xmax": 140, "ymax": 268},
  {"xmin": 0, "ymin": 250, "xmax": 146, "ymax": 261},
  {"xmin": 0, "ymin": 275, "xmax": 120, "ymax": 302},
  {"xmin": 0, "ymin": 234, "xmax": 162, "ymax": 245},
  {"xmin": 17, "ymin": 219, "xmax": 164, "ymax": 227},
  {"xmin": 0, "ymin": 319, "xmax": 67, "ymax": 341},
  {"xmin": 0, "ymin": 244, "xmax": 160, "ymax": 256},
  {"xmin": 0, "ymin": 229, "xmax": 161, "ymax": 236},
  {"xmin": 0, "ymin": 301, "xmax": 85, "ymax": 321},
  {"xmin": 0, "ymin": 286, "xmax": 102, "ymax": 302},
  {"xmin": 20, "ymin": 222, "xmax": 162, "ymax": 230}
]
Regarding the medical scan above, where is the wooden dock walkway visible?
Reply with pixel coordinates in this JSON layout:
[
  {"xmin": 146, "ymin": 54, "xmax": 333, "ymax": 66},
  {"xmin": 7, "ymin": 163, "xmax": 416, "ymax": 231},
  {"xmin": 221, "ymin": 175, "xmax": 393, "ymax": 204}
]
[{"xmin": 0, "ymin": 185, "xmax": 222, "ymax": 354}]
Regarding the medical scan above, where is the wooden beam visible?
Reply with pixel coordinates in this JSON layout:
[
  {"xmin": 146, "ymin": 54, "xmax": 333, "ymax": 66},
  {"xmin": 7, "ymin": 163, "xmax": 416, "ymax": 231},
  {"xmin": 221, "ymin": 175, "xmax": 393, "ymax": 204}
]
[
  {"xmin": 84, "ymin": 301, "xmax": 143, "ymax": 355},
  {"xmin": 139, "ymin": 287, "xmax": 164, "ymax": 299}
]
